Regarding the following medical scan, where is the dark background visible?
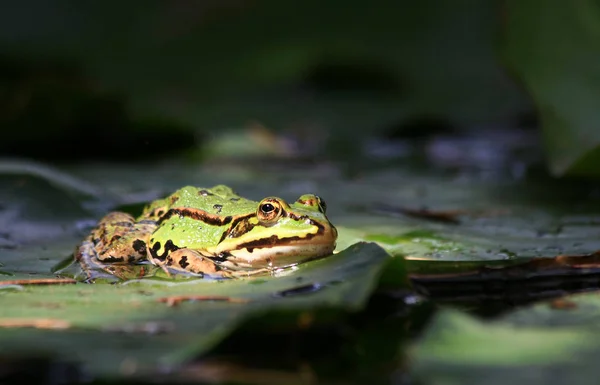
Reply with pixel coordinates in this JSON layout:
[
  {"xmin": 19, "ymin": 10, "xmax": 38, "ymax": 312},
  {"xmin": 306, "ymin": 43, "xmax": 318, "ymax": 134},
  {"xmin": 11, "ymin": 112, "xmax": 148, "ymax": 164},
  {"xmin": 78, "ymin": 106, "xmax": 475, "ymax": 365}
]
[{"xmin": 0, "ymin": 1, "xmax": 537, "ymax": 164}]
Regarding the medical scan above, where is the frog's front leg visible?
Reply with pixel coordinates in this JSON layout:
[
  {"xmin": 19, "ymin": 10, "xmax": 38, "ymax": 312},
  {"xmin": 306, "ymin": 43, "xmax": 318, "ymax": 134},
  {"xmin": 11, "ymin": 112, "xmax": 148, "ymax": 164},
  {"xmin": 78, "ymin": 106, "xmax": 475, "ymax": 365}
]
[
  {"xmin": 75, "ymin": 212, "xmax": 156, "ymax": 280},
  {"xmin": 153, "ymin": 249, "xmax": 228, "ymax": 277}
]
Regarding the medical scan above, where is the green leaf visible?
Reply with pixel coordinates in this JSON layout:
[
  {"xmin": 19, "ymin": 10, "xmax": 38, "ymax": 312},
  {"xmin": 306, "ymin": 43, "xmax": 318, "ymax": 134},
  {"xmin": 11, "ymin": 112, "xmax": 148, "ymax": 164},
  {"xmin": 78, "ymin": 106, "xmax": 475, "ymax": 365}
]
[
  {"xmin": 0, "ymin": 242, "xmax": 390, "ymax": 377},
  {"xmin": 411, "ymin": 290, "xmax": 600, "ymax": 385},
  {"xmin": 501, "ymin": 0, "xmax": 600, "ymax": 177}
]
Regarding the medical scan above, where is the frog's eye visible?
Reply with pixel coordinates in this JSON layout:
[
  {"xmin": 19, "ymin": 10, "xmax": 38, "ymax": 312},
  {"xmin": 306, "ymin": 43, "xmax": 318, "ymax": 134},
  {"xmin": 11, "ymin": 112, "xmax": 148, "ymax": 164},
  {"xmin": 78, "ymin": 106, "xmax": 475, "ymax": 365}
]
[
  {"xmin": 257, "ymin": 198, "xmax": 283, "ymax": 225},
  {"xmin": 316, "ymin": 196, "xmax": 327, "ymax": 213},
  {"xmin": 261, "ymin": 203, "xmax": 275, "ymax": 213}
]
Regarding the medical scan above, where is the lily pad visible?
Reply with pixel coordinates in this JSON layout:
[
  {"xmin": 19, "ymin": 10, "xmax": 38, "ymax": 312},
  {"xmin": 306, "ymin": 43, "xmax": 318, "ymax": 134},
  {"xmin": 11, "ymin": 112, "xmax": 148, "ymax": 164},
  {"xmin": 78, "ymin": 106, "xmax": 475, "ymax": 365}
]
[
  {"xmin": 334, "ymin": 172, "xmax": 600, "ymax": 265},
  {"xmin": 0, "ymin": 241, "xmax": 390, "ymax": 378},
  {"xmin": 0, "ymin": 171, "xmax": 97, "ymax": 280},
  {"xmin": 411, "ymin": 290, "xmax": 600, "ymax": 385}
]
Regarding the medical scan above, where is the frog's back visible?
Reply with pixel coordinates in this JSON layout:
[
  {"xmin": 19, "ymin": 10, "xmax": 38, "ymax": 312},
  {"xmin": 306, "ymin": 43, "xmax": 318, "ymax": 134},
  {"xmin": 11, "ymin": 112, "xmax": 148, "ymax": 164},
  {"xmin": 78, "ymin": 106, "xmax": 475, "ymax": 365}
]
[{"xmin": 168, "ymin": 185, "xmax": 258, "ymax": 216}]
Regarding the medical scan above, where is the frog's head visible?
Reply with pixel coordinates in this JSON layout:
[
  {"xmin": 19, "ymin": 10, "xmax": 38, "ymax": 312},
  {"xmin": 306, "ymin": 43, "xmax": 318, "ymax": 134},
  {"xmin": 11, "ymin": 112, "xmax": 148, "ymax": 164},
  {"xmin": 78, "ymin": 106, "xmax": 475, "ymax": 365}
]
[{"xmin": 215, "ymin": 194, "xmax": 338, "ymax": 268}]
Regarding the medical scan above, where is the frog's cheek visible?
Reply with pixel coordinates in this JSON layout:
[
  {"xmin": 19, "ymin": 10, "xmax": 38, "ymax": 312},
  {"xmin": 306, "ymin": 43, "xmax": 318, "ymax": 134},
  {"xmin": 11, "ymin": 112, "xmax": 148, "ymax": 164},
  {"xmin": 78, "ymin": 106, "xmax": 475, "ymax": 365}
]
[{"xmin": 319, "ymin": 223, "xmax": 337, "ymax": 242}]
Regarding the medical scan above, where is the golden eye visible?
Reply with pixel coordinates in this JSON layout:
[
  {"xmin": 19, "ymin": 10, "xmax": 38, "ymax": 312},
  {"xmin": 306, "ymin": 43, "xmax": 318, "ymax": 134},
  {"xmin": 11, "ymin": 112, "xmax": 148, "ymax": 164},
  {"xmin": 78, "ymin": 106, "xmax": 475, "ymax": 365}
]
[{"xmin": 257, "ymin": 198, "xmax": 283, "ymax": 225}]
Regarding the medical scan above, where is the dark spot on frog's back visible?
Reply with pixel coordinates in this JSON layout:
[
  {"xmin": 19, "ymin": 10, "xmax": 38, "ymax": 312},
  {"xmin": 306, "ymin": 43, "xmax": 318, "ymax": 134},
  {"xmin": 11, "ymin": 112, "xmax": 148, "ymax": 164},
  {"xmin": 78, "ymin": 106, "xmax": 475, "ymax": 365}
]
[
  {"xmin": 151, "ymin": 241, "xmax": 161, "ymax": 256},
  {"xmin": 150, "ymin": 239, "xmax": 179, "ymax": 261},
  {"xmin": 170, "ymin": 195, "xmax": 179, "ymax": 204},
  {"xmin": 213, "ymin": 204, "xmax": 223, "ymax": 214},
  {"xmin": 199, "ymin": 189, "xmax": 214, "ymax": 196},
  {"xmin": 230, "ymin": 197, "xmax": 240, "ymax": 202},
  {"xmin": 132, "ymin": 239, "xmax": 146, "ymax": 254},
  {"xmin": 179, "ymin": 255, "xmax": 189, "ymax": 269}
]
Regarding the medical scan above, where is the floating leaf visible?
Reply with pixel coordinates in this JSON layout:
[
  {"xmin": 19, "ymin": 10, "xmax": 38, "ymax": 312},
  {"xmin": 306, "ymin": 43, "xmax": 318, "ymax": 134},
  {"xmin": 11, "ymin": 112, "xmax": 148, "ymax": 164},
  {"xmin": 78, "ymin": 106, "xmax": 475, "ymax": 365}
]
[
  {"xmin": 0, "ymin": 242, "xmax": 390, "ymax": 378},
  {"xmin": 412, "ymin": 290, "xmax": 600, "ymax": 385}
]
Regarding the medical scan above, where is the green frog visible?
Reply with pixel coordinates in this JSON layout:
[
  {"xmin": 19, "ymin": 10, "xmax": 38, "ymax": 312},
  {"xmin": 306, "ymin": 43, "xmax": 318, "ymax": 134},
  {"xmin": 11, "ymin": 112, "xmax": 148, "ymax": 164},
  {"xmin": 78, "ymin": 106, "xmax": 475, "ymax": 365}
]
[{"xmin": 75, "ymin": 185, "xmax": 338, "ymax": 280}]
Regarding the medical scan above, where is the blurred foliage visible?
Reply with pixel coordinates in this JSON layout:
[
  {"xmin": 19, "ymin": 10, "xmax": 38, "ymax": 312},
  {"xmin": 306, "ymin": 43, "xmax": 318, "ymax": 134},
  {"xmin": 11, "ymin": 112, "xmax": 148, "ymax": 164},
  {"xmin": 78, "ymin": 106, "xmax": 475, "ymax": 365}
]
[
  {"xmin": 501, "ymin": 0, "xmax": 600, "ymax": 178},
  {"xmin": 0, "ymin": 55, "xmax": 194, "ymax": 160},
  {"xmin": 2, "ymin": 1, "xmax": 599, "ymax": 175},
  {"xmin": 0, "ymin": 1, "xmax": 531, "ymax": 161},
  {"xmin": 3, "ymin": 1, "xmax": 599, "ymax": 176}
]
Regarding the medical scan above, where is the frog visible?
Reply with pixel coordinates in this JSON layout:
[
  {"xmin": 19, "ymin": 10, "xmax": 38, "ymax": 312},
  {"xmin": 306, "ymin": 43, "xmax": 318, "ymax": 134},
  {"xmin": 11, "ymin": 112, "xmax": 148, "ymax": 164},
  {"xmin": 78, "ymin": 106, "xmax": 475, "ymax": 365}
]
[{"xmin": 75, "ymin": 185, "xmax": 338, "ymax": 280}]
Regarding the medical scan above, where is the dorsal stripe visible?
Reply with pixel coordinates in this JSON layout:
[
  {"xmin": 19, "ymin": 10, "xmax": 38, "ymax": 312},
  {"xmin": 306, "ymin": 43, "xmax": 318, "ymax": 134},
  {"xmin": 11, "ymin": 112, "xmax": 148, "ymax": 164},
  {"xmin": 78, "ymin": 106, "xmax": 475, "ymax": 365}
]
[{"xmin": 157, "ymin": 207, "xmax": 253, "ymax": 227}]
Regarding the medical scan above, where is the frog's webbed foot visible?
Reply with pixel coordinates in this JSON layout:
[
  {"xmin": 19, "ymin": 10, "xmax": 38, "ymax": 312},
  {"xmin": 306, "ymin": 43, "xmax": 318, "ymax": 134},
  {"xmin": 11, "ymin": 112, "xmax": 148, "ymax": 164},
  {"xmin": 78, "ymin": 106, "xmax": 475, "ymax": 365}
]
[
  {"xmin": 75, "ymin": 239, "xmax": 150, "ymax": 281},
  {"xmin": 75, "ymin": 239, "xmax": 103, "ymax": 281}
]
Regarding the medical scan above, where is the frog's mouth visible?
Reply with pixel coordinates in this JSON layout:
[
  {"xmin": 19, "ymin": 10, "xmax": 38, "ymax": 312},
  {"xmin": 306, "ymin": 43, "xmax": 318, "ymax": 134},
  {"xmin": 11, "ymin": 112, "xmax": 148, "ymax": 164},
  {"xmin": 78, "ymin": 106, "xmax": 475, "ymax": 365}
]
[
  {"xmin": 221, "ymin": 242, "xmax": 337, "ymax": 270},
  {"xmin": 213, "ymin": 222, "xmax": 338, "ymax": 270}
]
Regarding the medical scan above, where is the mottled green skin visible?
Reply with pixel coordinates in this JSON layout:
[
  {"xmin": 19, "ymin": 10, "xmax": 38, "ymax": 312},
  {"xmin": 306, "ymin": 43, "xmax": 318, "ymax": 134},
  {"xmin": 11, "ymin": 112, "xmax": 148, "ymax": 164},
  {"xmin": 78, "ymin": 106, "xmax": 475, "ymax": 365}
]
[
  {"xmin": 76, "ymin": 185, "xmax": 337, "ymax": 279},
  {"xmin": 144, "ymin": 185, "xmax": 258, "ymax": 217},
  {"xmin": 143, "ymin": 185, "xmax": 259, "ymax": 252},
  {"xmin": 144, "ymin": 185, "xmax": 334, "ymax": 257}
]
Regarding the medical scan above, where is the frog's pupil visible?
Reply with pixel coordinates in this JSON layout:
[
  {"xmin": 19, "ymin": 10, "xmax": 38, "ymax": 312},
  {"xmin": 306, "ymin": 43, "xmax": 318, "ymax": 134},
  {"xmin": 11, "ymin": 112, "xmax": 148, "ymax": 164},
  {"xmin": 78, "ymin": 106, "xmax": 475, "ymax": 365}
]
[{"xmin": 261, "ymin": 203, "xmax": 275, "ymax": 213}]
